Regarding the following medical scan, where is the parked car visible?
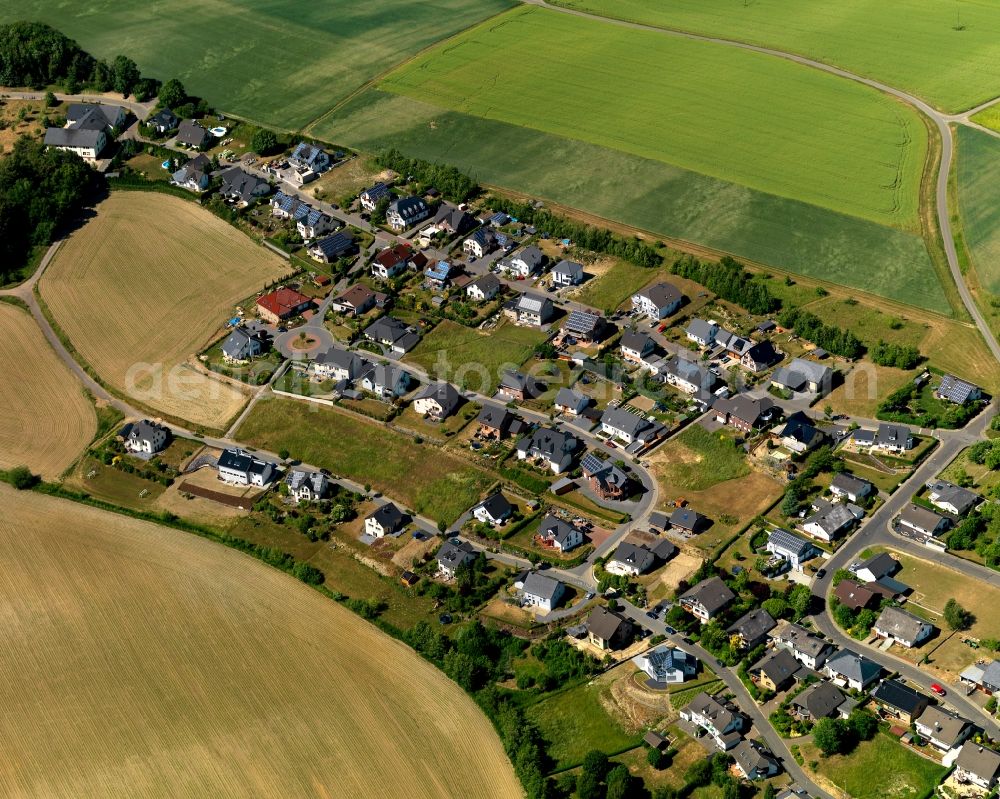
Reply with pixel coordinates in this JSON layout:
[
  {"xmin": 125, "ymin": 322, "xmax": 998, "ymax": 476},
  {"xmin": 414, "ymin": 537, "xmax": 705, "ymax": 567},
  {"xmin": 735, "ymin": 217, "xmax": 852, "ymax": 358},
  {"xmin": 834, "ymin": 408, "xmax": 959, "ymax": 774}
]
[{"xmin": 930, "ymin": 683, "xmax": 946, "ymax": 696}]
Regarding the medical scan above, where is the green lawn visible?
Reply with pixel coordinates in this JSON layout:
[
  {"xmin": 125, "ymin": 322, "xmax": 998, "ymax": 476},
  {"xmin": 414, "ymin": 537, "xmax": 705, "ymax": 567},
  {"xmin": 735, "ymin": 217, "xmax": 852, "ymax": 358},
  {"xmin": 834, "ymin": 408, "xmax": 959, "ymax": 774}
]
[
  {"xmin": 550, "ymin": 0, "xmax": 1000, "ymax": 113},
  {"xmin": 656, "ymin": 425, "xmax": 750, "ymax": 491},
  {"xmin": 574, "ymin": 260, "xmax": 662, "ymax": 314},
  {"xmin": 812, "ymin": 733, "xmax": 946, "ymax": 799},
  {"xmin": 525, "ymin": 681, "xmax": 642, "ymax": 770},
  {"xmin": 956, "ymin": 126, "xmax": 1000, "ymax": 294},
  {"xmin": 315, "ymin": 88, "xmax": 947, "ymax": 314},
  {"xmin": 404, "ymin": 319, "xmax": 547, "ymax": 394},
  {"xmin": 235, "ymin": 398, "xmax": 494, "ymax": 525},
  {"xmin": 6, "ymin": 0, "xmax": 514, "ymax": 129},
  {"xmin": 378, "ymin": 7, "xmax": 925, "ymax": 230}
]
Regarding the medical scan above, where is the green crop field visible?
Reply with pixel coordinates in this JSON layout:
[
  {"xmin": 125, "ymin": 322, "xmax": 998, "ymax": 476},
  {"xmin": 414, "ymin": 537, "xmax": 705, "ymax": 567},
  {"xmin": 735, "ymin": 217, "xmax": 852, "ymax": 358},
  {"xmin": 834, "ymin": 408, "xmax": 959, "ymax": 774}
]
[
  {"xmin": 956, "ymin": 126, "xmax": 1000, "ymax": 294},
  {"xmin": 550, "ymin": 0, "xmax": 1000, "ymax": 113},
  {"xmin": 375, "ymin": 7, "xmax": 925, "ymax": 230},
  {"xmin": 4, "ymin": 0, "xmax": 515, "ymax": 128}
]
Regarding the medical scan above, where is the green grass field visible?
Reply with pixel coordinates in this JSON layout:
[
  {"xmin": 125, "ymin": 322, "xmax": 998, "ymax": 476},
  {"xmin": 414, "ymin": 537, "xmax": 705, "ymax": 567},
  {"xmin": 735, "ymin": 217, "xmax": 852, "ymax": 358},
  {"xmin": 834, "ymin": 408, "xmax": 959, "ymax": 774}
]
[
  {"xmin": 377, "ymin": 7, "xmax": 925, "ymax": 229},
  {"xmin": 808, "ymin": 733, "xmax": 945, "ymax": 799},
  {"xmin": 655, "ymin": 425, "xmax": 751, "ymax": 492},
  {"xmin": 574, "ymin": 260, "xmax": 662, "ymax": 313},
  {"xmin": 236, "ymin": 398, "xmax": 494, "ymax": 525},
  {"xmin": 956, "ymin": 125, "xmax": 1000, "ymax": 294},
  {"xmin": 550, "ymin": 0, "xmax": 1000, "ymax": 113},
  {"xmin": 405, "ymin": 319, "xmax": 547, "ymax": 394},
  {"xmin": 6, "ymin": 0, "xmax": 514, "ymax": 128},
  {"xmin": 315, "ymin": 88, "xmax": 948, "ymax": 314}
]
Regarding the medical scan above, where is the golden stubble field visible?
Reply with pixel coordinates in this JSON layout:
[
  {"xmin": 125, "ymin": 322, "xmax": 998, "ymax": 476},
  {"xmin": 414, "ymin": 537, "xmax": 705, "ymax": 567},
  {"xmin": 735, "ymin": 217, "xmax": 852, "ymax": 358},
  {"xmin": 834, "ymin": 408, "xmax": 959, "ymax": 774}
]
[
  {"xmin": 0, "ymin": 303, "xmax": 95, "ymax": 477},
  {"xmin": 0, "ymin": 484, "xmax": 522, "ymax": 799},
  {"xmin": 39, "ymin": 192, "xmax": 292, "ymax": 429}
]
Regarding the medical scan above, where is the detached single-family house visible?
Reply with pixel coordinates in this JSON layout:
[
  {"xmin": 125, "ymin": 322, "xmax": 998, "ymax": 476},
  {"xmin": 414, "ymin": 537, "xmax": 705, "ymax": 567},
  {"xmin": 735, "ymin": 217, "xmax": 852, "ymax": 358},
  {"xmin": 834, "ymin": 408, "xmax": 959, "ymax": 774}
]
[
  {"xmin": 854, "ymin": 423, "xmax": 914, "ymax": 454},
  {"xmin": 632, "ymin": 282, "xmax": 682, "ymax": 319},
  {"xmin": 550, "ymin": 259, "xmax": 584, "ymax": 286},
  {"xmin": 219, "ymin": 167, "xmax": 270, "ymax": 203},
  {"xmin": 472, "ymin": 493, "xmax": 513, "ymax": 526},
  {"xmin": 955, "ymin": 743, "xmax": 1000, "ymax": 792},
  {"xmin": 563, "ymin": 310, "xmax": 604, "ymax": 343},
  {"xmin": 360, "ymin": 182, "xmax": 392, "ymax": 213},
  {"xmin": 751, "ymin": 648, "xmax": 801, "ymax": 693},
  {"xmin": 606, "ymin": 541, "xmax": 656, "ymax": 576},
  {"xmin": 823, "ymin": 648, "xmax": 882, "ymax": 691},
  {"xmin": 774, "ymin": 623, "xmax": 834, "ymax": 670},
  {"xmin": 221, "ymin": 324, "xmax": 269, "ymax": 364},
  {"xmin": 926, "ymin": 479, "xmax": 979, "ymax": 516},
  {"xmin": 310, "ymin": 347, "xmax": 366, "ymax": 383},
  {"xmin": 217, "ymin": 448, "xmax": 276, "ymax": 487},
  {"xmin": 477, "ymin": 404, "xmax": 518, "ymax": 439},
  {"xmin": 740, "ymin": 340, "xmax": 782, "ymax": 373},
  {"xmin": 123, "ymin": 420, "xmax": 170, "ymax": 455},
  {"xmin": 285, "ymin": 469, "xmax": 329, "ymax": 502},
  {"xmin": 873, "ymin": 606, "xmax": 935, "ymax": 648},
  {"xmin": 897, "ymin": 503, "xmax": 951, "ymax": 542},
  {"xmin": 680, "ymin": 692, "xmax": 745, "ymax": 751},
  {"xmin": 779, "ymin": 412, "xmax": 825, "ymax": 454},
  {"xmin": 67, "ymin": 103, "xmax": 125, "ymax": 131},
  {"xmin": 621, "ymin": 331, "xmax": 655, "ymax": 363},
  {"xmin": 670, "ymin": 507, "xmax": 708, "ymax": 535},
  {"xmin": 288, "ymin": 141, "xmax": 331, "ymax": 174},
  {"xmin": 686, "ymin": 318, "xmax": 720, "ymax": 348},
  {"xmin": 727, "ymin": 609, "xmax": 777, "ymax": 650},
  {"xmin": 176, "ymin": 119, "xmax": 211, "ymax": 149},
  {"xmin": 386, "ymin": 196, "xmax": 429, "ymax": 231},
  {"xmin": 256, "ymin": 287, "xmax": 313, "ymax": 324},
  {"xmin": 435, "ymin": 207, "xmax": 476, "ymax": 237},
  {"xmin": 600, "ymin": 406, "xmax": 662, "ymax": 446},
  {"xmin": 499, "ymin": 369, "xmax": 544, "ymax": 402},
  {"xmin": 633, "ymin": 645, "xmax": 696, "ymax": 686},
  {"xmin": 466, "ymin": 273, "xmax": 502, "ymax": 302},
  {"xmin": 360, "ymin": 362, "xmax": 410, "ymax": 400},
  {"xmin": 509, "ymin": 246, "xmax": 544, "ymax": 277},
  {"xmin": 515, "ymin": 293, "xmax": 554, "ymax": 327},
  {"xmin": 516, "ymin": 427, "xmax": 577, "ymax": 474},
  {"xmin": 713, "ymin": 394, "xmax": 776, "ymax": 433},
  {"xmin": 732, "ymin": 741, "xmax": 781, "ymax": 781},
  {"xmin": 436, "ymin": 539, "xmax": 478, "ymax": 579},
  {"xmin": 914, "ymin": 705, "xmax": 973, "ymax": 752},
  {"xmin": 765, "ymin": 528, "xmax": 818, "ymax": 571},
  {"xmin": 413, "ymin": 382, "xmax": 463, "ymax": 420},
  {"xmin": 792, "ymin": 682, "xmax": 852, "ymax": 721},
  {"xmin": 371, "ymin": 243, "xmax": 413, "ymax": 280},
  {"xmin": 521, "ymin": 572, "xmax": 565, "ymax": 613},
  {"xmin": 659, "ymin": 356, "xmax": 718, "ymax": 398},
  {"xmin": 365, "ymin": 502, "xmax": 406, "ymax": 538},
  {"xmin": 586, "ymin": 606, "xmax": 633, "ymax": 651},
  {"xmin": 580, "ymin": 452, "xmax": 630, "ymax": 501},
  {"xmin": 936, "ymin": 374, "xmax": 982, "ymax": 405},
  {"xmin": 297, "ymin": 208, "xmax": 337, "ymax": 240},
  {"xmin": 363, "ymin": 316, "xmax": 420, "ymax": 354},
  {"xmin": 770, "ymin": 358, "xmax": 833, "ymax": 394},
  {"xmin": 170, "ymin": 154, "xmax": 211, "ymax": 192},
  {"xmin": 854, "ymin": 552, "xmax": 900, "ymax": 583},
  {"xmin": 463, "ymin": 228, "xmax": 496, "ymax": 259},
  {"xmin": 830, "ymin": 472, "xmax": 874, "ymax": 503},
  {"xmin": 871, "ymin": 679, "xmax": 930, "ymax": 724},
  {"xmin": 331, "ymin": 284, "xmax": 376, "ymax": 317},
  {"xmin": 44, "ymin": 125, "xmax": 107, "ymax": 161},
  {"xmin": 554, "ymin": 388, "xmax": 590, "ymax": 416},
  {"xmin": 148, "ymin": 108, "xmax": 178, "ymax": 134},
  {"xmin": 537, "ymin": 514, "xmax": 584, "ymax": 552},
  {"xmin": 800, "ymin": 500, "xmax": 862, "ymax": 542},
  {"xmin": 679, "ymin": 577, "xmax": 736, "ymax": 624},
  {"xmin": 834, "ymin": 579, "xmax": 881, "ymax": 612},
  {"xmin": 308, "ymin": 231, "xmax": 355, "ymax": 264}
]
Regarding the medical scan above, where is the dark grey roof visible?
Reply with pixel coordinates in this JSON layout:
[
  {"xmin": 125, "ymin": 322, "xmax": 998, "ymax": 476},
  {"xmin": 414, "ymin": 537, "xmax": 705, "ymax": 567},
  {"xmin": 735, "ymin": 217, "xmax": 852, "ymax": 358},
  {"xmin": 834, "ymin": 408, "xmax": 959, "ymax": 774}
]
[
  {"xmin": 362, "ymin": 182, "xmax": 391, "ymax": 202},
  {"xmin": 753, "ymin": 649, "xmax": 800, "ymax": 686},
  {"xmin": 899, "ymin": 503, "xmax": 948, "ymax": 533},
  {"xmin": 871, "ymin": 678, "xmax": 929, "ymax": 715},
  {"xmin": 315, "ymin": 346, "xmax": 363, "ymax": 373},
  {"xmin": 601, "ymin": 406, "xmax": 655, "ymax": 439},
  {"xmin": 587, "ymin": 606, "xmax": 631, "ymax": 641},
  {"xmin": 44, "ymin": 126, "xmax": 104, "ymax": 149},
  {"xmin": 475, "ymin": 492, "xmax": 513, "ymax": 520},
  {"xmin": 517, "ymin": 427, "xmax": 577, "ymax": 459},
  {"xmin": 825, "ymin": 648, "xmax": 881, "ymax": 685},
  {"xmin": 468, "ymin": 273, "xmax": 501, "ymax": 294},
  {"xmin": 522, "ymin": 572, "xmax": 563, "ymax": 601},
  {"xmin": 857, "ymin": 552, "xmax": 899, "ymax": 580},
  {"xmin": 621, "ymin": 331, "xmax": 653, "ymax": 353},
  {"xmin": 513, "ymin": 245, "xmax": 543, "ymax": 268},
  {"xmin": 415, "ymin": 382, "xmax": 462, "ymax": 416},
  {"xmin": 609, "ymin": 541, "xmax": 655, "ymax": 573},
  {"xmin": 685, "ymin": 318, "xmax": 718, "ymax": 342},
  {"xmin": 176, "ymin": 119, "xmax": 209, "ymax": 147},
  {"xmin": 67, "ymin": 103, "xmax": 121, "ymax": 128},
  {"xmin": 367, "ymin": 501, "xmax": 405, "ymax": 531},
  {"xmin": 794, "ymin": 681, "xmax": 846, "ymax": 719},
  {"xmin": 538, "ymin": 514, "xmax": 579, "ymax": 547},
  {"xmin": 364, "ymin": 315, "xmax": 410, "ymax": 344},
  {"xmin": 551, "ymin": 259, "xmax": 583, "ymax": 279},
  {"xmin": 830, "ymin": 472, "xmax": 872, "ymax": 497},
  {"xmin": 437, "ymin": 539, "xmax": 478, "ymax": 570},
  {"xmin": 669, "ymin": 506, "xmax": 706, "ymax": 531},
  {"xmin": 728, "ymin": 608, "xmax": 776, "ymax": 643},
  {"xmin": 554, "ymin": 387, "xmax": 588, "ymax": 410},
  {"xmin": 680, "ymin": 576, "xmax": 736, "ymax": 615},
  {"xmin": 477, "ymin": 403, "xmax": 514, "ymax": 429},
  {"xmin": 638, "ymin": 282, "xmax": 682, "ymax": 308},
  {"xmin": 875, "ymin": 423, "xmax": 911, "ymax": 447},
  {"xmin": 874, "ymin": 607, "xmax": 931, "ymax": 642},
  {"xmin": 926, "ymin": 479, "xmax": 979, "ymax": 514},
  {"xmin": 956, "ymin": 743, "xmax": 1000, "ymax": 782}
]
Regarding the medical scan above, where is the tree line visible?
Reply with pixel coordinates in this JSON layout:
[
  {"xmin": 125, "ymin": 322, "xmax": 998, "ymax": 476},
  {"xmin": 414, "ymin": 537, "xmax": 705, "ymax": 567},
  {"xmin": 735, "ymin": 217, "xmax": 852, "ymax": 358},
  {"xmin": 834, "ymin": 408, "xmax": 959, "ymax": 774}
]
[
  {"xmin": 373, "ymin": 148, "xmax": 478, "ymax": 203},
  {"xmin": 777, "ymin": 307, "xmax": 865, "ymax": 359},
  {"xmin": 670, "ymin": 254, "xmax": 779, "ymax": 314}
]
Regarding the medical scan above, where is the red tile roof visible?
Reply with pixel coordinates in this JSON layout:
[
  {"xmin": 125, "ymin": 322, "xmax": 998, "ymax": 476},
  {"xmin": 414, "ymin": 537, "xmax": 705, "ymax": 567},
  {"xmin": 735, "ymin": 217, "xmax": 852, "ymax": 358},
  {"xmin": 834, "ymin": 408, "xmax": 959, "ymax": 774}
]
[{"xmin": 257, "ymin": 287, "xmax": 312, "ymax": 318}]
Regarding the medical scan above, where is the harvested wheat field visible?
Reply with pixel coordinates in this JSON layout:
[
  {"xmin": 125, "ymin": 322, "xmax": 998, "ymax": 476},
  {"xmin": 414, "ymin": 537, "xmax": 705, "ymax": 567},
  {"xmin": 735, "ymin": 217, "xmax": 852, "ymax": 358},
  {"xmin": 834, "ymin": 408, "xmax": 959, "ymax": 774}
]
[
  {"xmin": 0, "ymin": 484, "xmax": 522, "ymax": 799},
  {"xmin": 39, "ymin": 192, "xmax": 291, "ymax": 429},
  {"xmin": 0, "ymin": 303, "xmax": 94, "ymax": 477}
]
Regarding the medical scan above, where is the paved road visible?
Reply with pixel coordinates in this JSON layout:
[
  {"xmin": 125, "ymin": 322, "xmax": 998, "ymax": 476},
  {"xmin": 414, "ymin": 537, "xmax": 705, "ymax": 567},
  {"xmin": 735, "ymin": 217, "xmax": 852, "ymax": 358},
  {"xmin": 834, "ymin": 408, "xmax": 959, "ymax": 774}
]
[
  {"xmin": 525, "ymin": 0, "xmax": 1000, "ymax": 364},
  {"xmin": 0, "ymin": 90, "xmax": 156, "ymax": 120}
]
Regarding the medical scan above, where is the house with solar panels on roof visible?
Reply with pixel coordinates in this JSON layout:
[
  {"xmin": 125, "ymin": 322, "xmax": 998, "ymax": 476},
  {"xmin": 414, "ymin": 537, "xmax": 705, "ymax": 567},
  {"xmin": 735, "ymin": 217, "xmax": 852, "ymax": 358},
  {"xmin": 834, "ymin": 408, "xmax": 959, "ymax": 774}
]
[
  {"xmin": 580, "ymin": 451, "xmax": 630, "ymax": 500},
  {"xmin": 360, "ymin": 182, "xmax": 392, "ymax": 213},
  {"xmin": 936, "ymin": 373, "xmax": 982, "ymax": 405},
  {"xmin": 515, "ymin": 293, "xmax": 554, "ymax": 327},
  {"xmin": 633, "ymin": 645, "xmax": 697, "ymax": 686},
  {"xmin": 562, "ymin": 309, "xmax": 605, "ymax": 344},
  {"xmin": 308, "ymin": 231, "xmax": 356, "ymax": 264}
]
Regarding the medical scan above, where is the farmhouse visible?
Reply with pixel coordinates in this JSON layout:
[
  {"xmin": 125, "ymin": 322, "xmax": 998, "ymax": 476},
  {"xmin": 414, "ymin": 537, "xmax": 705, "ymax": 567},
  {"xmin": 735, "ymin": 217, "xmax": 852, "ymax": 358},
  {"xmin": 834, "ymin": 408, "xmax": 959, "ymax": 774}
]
[
  {"xmin": 364, "ymin": 502, "xmax": 406, "ymax": 538},
  {"xmin": 217, "ymin": 448, "xmax": 276, "ymax": 487},
  {"xmin": 727, "ymin": 609, "xmax": 776, "ymax": 650},
  {"xmin": 360, "ymin": 362, "xmax": 410, "ymax": 400},
  {"xmin": 632, "ymin": 282, "xmax": 682, "ymax": 319},
  {"xmin": 285, "ymin": 469, "xmax": 329, "ymax": 502},
  {"xmin": 586, "ymin": 606, "xmax": 633, "ymax": 651},
  {"xmin": 679, "ymin": 692, "xmax": 745, "ymax": 751},
  {"xmin": 122, "ymin": 419, "xmax": 170, "ymax": 455},
  {"xmin": 508, "ymin": 246, "xmax": 544, "ymax": 277},
  {"xmin": 363, "ymin": 316, "xmax": 420, "ymax": 354},
  {"xmin": 580, "ymin": 452, "xmax": 630, "ymax": 500},
  {"xmin": 621, "ymin": 331, "xmax": 655, "ymax": 362},
  {"xmin": 713, "ymin": 394, "xmax": 776, "ymax": 433},
  {"xmin": 926, "ymin": 479, "xmax": 979, "ymax": 516},
  {"xmin": 466, "ymin": 273, "xmax": 501, "ymax": 302},
  {"xmin": 936, "ymin": 374, "xmax": 982, "ymax": 405},
  {"xmin": 360, "ymin": 182, "xmax": 391, "ymax": 212},
  {"xmin": 256, "ymin": 287, "xmax": 313, "ymax": 324},
  {"xmin": 537, "ymin": 514, "xmax": 584, "ymax": 552},
  {"xmin": 873, "ymin": 606, "xmax": 935, "ymax": 648},
  {"xmin": 823, "ymin": 648, "xmax": 882, "ymax": 691},
  {"xmin": 792, "ymin": 682, "xmax": 852, "ymax": 721},
  {"xmin": 732, "ymin": 741, "xmax": 781, "ymax": 781},
  {"xmin": 148, "ymin": 108, "xmax": 178, "ymax": 134},
  {"xmin": 605, "ymin": 541, "xmax": 656, "ymax": 576},
  {"xmin": 170, "ymin": 154, "xmax": 211, "ymax": 192},
  {"xmin": 955, "ymin": 743, "xmax": 1000, "ymax": 792},
  {"xmin": 219, "ymin": 167, "xmax": 270, "ymax": 203},
  {"xmin": 550, "ymin": 259, "xmax": 584, "ymax": 286},
  {"xmin": 387, "ymin": 196, "xmax": 430, "ymax": 231},
  {"xmin": 515, "ymin": 293, "xmax": 554, "ymax": 327},
  {"xmin": 750, "ymin": 649, "xmax": 801, "ymax": 693},
  {"xmin": 222, "ymin": 324, "xmax": 270, "ymax": 364},
  {"xmin": 765, "ymin": 528, "xmax": 818, "ymax": 571},
  {"xmin": 554, "ymin": 388, "xmax": 589, "ymax": 416},
  {"xmin": 897, "ymin": 503, "xmax": 950, "ymax": 542},
  {"xmin": 914, "ymin": 706, "xmax": 973, "ymax": 752},
  {"xmin": 308, "ymin": 231, "xmax": 356, "ymax": 264},
  {"xmin": 332, "ymin": 284, "xmax": 377, "ymax": 316},
  {"xmin": 771, "ymin": 358, "xmax": 833, "ymax": 394},
  {"xmin": 871, "ymin": 679, "xmax": 930, "ymax": 725},
  {"xmin": 829, "ymin": 472, "xmax": 873, "ymax": 503},
  {"xmin": 176, "ymin": 119, "xmax": 211, "ymax": 149},
  {"xmin": 310, "ymin": 347, "xmax": 366, "ymax": 382},
  {"xmin": 472, "ymin": 493, "xmax": 513, "ymax": 527},
  {"xmin": 632, "ymin": 645, "xmax": 696, "ymax": 685},
  {"xmin": 679, "ymin": 577, "xmax": 736, "ymax": 624},
  {"xmin": 600, "ymin": 406, "xmax": 663, "ymax": 447},
  {"xmin": 520, "ymin": 572, "xmax": 565, "ymax": 612},
  {"xmin": 774, "ymin": 623, "xmax": 834, "ymax": 670},
  {"xmin": 516, "ymin": 427, "xmax": 577, "ymax": 474},
  {"xmin": 436, "ymin": 539, "xmax": 478, "ymax": 579}
]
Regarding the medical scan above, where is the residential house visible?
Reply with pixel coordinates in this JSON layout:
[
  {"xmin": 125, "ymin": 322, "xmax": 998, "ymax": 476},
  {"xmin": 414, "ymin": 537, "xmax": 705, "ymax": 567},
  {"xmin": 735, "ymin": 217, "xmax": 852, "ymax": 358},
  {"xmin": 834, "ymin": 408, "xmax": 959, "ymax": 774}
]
[
  {"xmin": 873, "ymin": 606, "xmax": 935, "ymax": 648},
  {"xmin": 632, "ymin": 645, "xmax": 697, "ymax": 685},
  {"xmin": 436, "ymin": 539, "xmax": 478, "ymax": 579},
  {"xmin": 297, "ymin": 208, "xmax": 337, "ymax": 240},
  {"xmin": 871, "ymin": 679, "xmax": 930, "ymax": 724},
  {"xmin": 123, "ymin": 420, "xmax": 169, "ymax": 455},
  {"xmin": 331, "ymin": 284, "xmax": 377, "ymax": 316},
  {"xmin": 554, "ymin": 388, "xmax": 590, "ymax": 416},
  {"xmin": 829, "ymin": 472, "xmax": 874, "ymax": 503},
  {"xmin": 854, "ymin": 552, "xmax": 900, "ymax": 583},
  {"xmin": 713, "ymin": 394, "xmax": 776, "ymax": 433},
  {"xmin": 363, "ymin": 316, "xmax": 420, "ymax": 354},
  {"xmin": 727, "ymin": 609, "xmax": 777, "ymax": 650},
  {"xmin": 310, "ymin": 347, "xmax": 365, "ymax": 382},
  {"xmin": 360, "ymin": 362, "xmax": 410, "ymax": 400},
  {"xmin": 765, "ymin": 528, "xmax": 818, "ymax": 571},
  {"xmin": 586, "ymin": 606, "xmax": 633, "ymax": 651},
  {"xmin": 732, "ymin": 740, "xmax": 781, "ymax": 781},
  {"xmin": 308, "ymin": 231, "xmax": 355, "ymax": 264},
  {"xmin": 499, "ymin": 369, "xmax": 544, "ymax": 402},
  {"xmin": 466, "ymin": 273, "xmax": 501, "ymax": 302},
  {"xmin": 632, "ymin": 282, "xmax": 683, "ymax": 319},
  {"xmin": 792, "ymin": 682, "xmax": 852, "ymax": 721},
  {"xmin": 537, "ymin": 514, "xmax": 584, "ymax": 552},
  {"xmin": 221, "ymin": 324, "xmax": 269, "ymax": 364},
  {"xmin": 740, "ymin": 341, "xmax": 782, "ymax": 373},
  {"xmin": 176, "ymin": 119, "xmax": 211, "ymax": 149},
  {"xmin": 914, "ymin": 705, "xmax": 973, "ymax": 752},
  {"xmin": 516, "ymin": 427, "xmax": 577, "ymax": 474},
  {"xmin": 148, "ymin": 108, "xmax": 178, "ymax": 134},
  {"xmin": 170, "ymin": 154, "xmax": 211, "ymax": 192},
  {"xmin": 834, "ymin": 579, "xmax": 881, "ymax": 611},
  {"xmin": 779, "ymin": 412, "xmax": 825, "ymax": 454},
  {"xmin": 751, "ymin": 649, "xmax": 801, "ymax": 693},
  {"xmin": 605, "ymin": 541, "xmax": 657, "ymax": 576},
  {"xmin": 800, "ymin": 500, "xmax": 862, "ymax": 542},
  {"xmin": 685, "ymin": 318, "xmax": 720, "ymax": 348},
  {"xmin": 680, "ymin": 692, "xmax": 745, "ymax": 751},
  {"xmin": 285, "ymin": 469, "xmax": 329, "ymax": 503},
  {"xmin": 550, "ymin": 259, "xmax": 585, "ymax": 286},
  {"xmin": 436, "ymin": 207, "xmax": 476, "ymax": 237},
  {"xmin": 256, "ymin": 287, "xmax": 313, "ymax": 324},
  {"xmin": 386, "ymin": 196, "xmax": 429, "ymax": 231},
  {"xmin": 679, "ymin": 577, "xmax": 736, "ymax": 624},
  {"xmin": 854, "ymin": 423, "xmax": 913, "ymax": 454},
  {"xmin": 659, "ymin": 356, "xmax": 718, "ymax": 398},
  {"xmin": 823, "ymin": 648, "xmax": 882, "ymax": 691},
  {"xmin": 509, "ymin": 246, "xmax": 544, "ymax": 277},
  {"xmin": 472, "ymin": 493, "xmax": 513, "ymax": 527},
  {"xmin": 360, "ymin": 182, "xmax": 391, "ymax": 213},
  {"xmin": 936, "ymin": 374, "xmax": 982, "ymax": 405},
  {"xmin": 413, "ymin": 382, "xmax": 463, "ymax": 420},
  {"xmin": 580, "ymin": 452, "xmax": 630, "ymax": 501},
  {"xmin": 288, "ymin": 141, "xmax": 331, "ymax": 174},
  {"xmin": 926, "ymin": 479, "xmax": 979, "ymax": 516},
  {"xmin": 477, "ymin": 404, "xmax": 517, "ymax": 439},
  {"xmin": 774, "ymin": 623, "xmax": 834, "ymax": 670},
  {"xmin": 217, "ymin": 448, "xmax": 276, "ymax": 487},
  {"xmin": 897, "ymin": 503, "xmax": 950, "ymax": 542},
  {"xmin": 463, "ymin": 228, "xmax": 496, "ymax": 259},
  {"xmin": 717, "ymin": 330, "xmax": 754, "ymax": 360},
  {"xmin": 621, "ymin": 331, "xmax": 655, "ymax": 362},
  {"xmin": 600, "ymin": 406, "xmax": 663, "ymax": 447},
  {"xmin": 218, "ymin": 167, "xmax": 270, "ymax": 203},
  {"xmin": 563, "ymin": 310, "xmax": 604, "ymax": 343},
  {"xmin": 670, "ymin": 507, "xmax": 708, "ymax": 535},
  {"xmin": 515, "ymin": 293, "xmax": 554, "ymax": 327},
  {"xmin": 521, "ymin": 572, "xmax": 565, "ymax": 613},
  {"xmin": 956, "ymin": 743, "xmax": 1000, "ymax": 791},
  {"xmin": 364, "ymin": 502, "xmax": 406, "ymax": 538},
  {"xmin": 44, "ymin": 125, "xmax": 108, "ymax": 161},
  {"xmin": 771, "ymin": 358, "xmax": 834, "ymax": 394},
  {"xmin": 67, "ymin": 102, "xmax": 125, "ymax": 130},
  {"xmin": 371, "ymin": 243, "xmax": 413, "ymax": 280}
]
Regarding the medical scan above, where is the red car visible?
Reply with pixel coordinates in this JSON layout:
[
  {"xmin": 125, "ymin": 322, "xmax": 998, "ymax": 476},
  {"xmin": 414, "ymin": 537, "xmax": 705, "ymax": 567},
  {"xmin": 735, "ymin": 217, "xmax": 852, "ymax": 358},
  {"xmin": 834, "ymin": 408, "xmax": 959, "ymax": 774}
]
[{"xmin": 930, "ymin": 683, "xmax": 946, "ymax": 696}]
